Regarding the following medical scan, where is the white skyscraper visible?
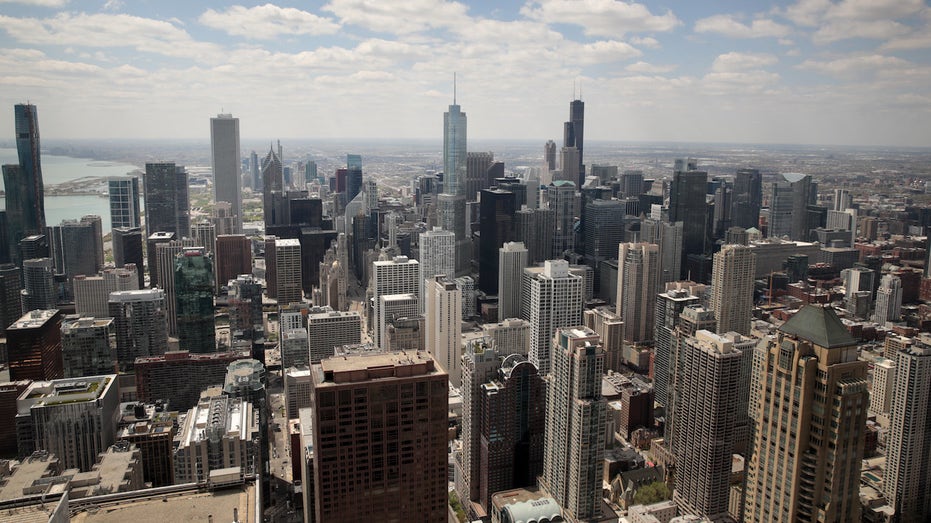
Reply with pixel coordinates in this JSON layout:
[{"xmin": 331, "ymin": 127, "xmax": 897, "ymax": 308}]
[
  {"xmin": 869, "ymin": 357, "xmax": 895, "ymax": 417},
  {"xmin": 710, "ymin": 244, "xmax": 757, "ymax": 335},
  {"xmin": 211, "ymin": 114, "xmax": 242, "ymax": 233},
  {"xmin": 418, "ymin": 227, "xmax": 456, "ymax": 311},
  {"xmin": 425, "ymin": 275, "xmax": 462, "ymax": 386},
  {"xmin": 541, "ymin": 326, "xmax": 606, "ymax": 521},
  {"xmin": 372, "ymin": 256, "xmax": 420, "ymax": 349},
  {"xmin": 498, "ymin": 242, "xmax": 528, "ymax": 321},
  {"xmin": 521, "ymin": 260, "xmax": 583, "ymax": 375},
  {"xmin": 873, "ymin": 274, "xmax": 902, "ymax": 326},
  {"xmin": 671, "ymin": 330, "xmax": 743, "ymax": 520},
  {"xmin": 884, "ymin": 335, "xmax": 931, "ymax": 521},
  {"xmin": 616, "ymin": 242, "xmax": 660, "ymax": 342}
]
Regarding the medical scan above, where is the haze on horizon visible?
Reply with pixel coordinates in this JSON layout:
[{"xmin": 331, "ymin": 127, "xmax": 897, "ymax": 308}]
[{"xmin": 0, "ymin": 0, "xmax": 929, "ymax": 147}]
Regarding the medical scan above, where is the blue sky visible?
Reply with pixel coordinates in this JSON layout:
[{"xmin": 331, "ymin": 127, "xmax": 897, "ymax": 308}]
[{"xmin": 0, "ymin": 0, "xmax": 929, "ymax": 146}]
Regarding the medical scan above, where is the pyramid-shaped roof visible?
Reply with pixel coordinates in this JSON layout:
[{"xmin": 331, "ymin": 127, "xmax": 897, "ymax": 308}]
[{"xmin": 779, "ymin": 305, "xmax": 857, "ymax": 348}]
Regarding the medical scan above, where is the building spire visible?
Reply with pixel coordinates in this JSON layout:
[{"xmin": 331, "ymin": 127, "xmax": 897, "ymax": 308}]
[{"xmin": 453, "ymin": 72, "xmax": 457, "ymax": 105}]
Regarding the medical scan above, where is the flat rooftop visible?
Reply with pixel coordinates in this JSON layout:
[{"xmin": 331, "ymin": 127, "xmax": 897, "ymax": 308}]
[
  {"xmin": 316, "ymin": 350, "xmax": 442, "ymax": 385},
  {"xmin": 71, "ymin": 484, "xmax": 256, "ymax": 523}
]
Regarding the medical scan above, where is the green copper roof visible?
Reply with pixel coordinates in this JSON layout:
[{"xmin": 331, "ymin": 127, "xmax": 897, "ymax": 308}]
[{"xmin": 780, "ymin": 305, "xmax": 857, "ymax": 348}]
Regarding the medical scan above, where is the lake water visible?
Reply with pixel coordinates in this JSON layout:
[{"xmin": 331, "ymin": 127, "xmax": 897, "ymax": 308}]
[{"xmin": 0, "ymin": 148, "xmax": 141, "ymax": 233}]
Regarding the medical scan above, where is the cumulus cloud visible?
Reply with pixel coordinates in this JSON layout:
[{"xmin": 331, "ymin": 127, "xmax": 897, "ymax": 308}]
[
  {"xmin": 625, "ymin": 61, "xmax": 676, "ymax": 73},
  {"xmin": 695, "ymin": 15, "xmax": 790, "ymax": 38},
  {"xmin": 199, "ymin": 4, "xmax": 340, "ymax": 39},
  {"xmin": 629, "ymin": 36, "xmax": 661, "ymax": 48},
  {"xmin": 520, "ymin": 0, "xmax": 680, "ymax": 37},
  {"xmin": 322, "ymin": 0, "xmax": 468, "ymax": 34},
  {"xmin": 0, "ymin": 0, "xmax": 69, "ymax": 6},
  {"xmin": 711, "ymin": 52, "xmax": 778, "ymax": 73},
  {"xmin": 797, "ymin": 54, "xmax": 910, "ymax": 75}
]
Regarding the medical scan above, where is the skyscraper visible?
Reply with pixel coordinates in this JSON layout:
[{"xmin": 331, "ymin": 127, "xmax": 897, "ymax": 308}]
[
  {"xmin": 143, "ymin": 162, "xmax": 190, "ymax": 239},
  {"xmin": 174, "ymin": 248, "xmax": 215, "ymax": 353},
  {"xmin": 273, "ymin": 238, "xmax": 303, "ymax": 306},
  {"xmin": 544, "ymin": 140, "xmax": 557, "ymax": 172},
  {"xmin": 372, "ymin": 256, "xmax": 420, "ymax": 349},
  {"xmin": 310, "ymin": 350, "xmax": 448, "ymax": 522},
  {"xmin": 541, "ymin": 326, "xmax": 605, "ymax": 521},
  {"xmin": 616, "ymin": 242, "xmax": 660, "ymax": 343},
  {"xmin": 261, "ymin": 145, "xmax": 284, "ymax": 226},
  {"xmin": 444, "ymin": 85, "xmax": 467, "ymax": 198},
  {"xmin": 669, "ymin": 162, "xmax": 708, "ymax": 276},
  {"xmin": 710, "ymin": 244, "xmax": 756, "ymax": 335},
  {"xmin": 61, "ymin": 316, "xmax": 116, "ymax": 378},
  {"xmin": 743, "ymin": 305, "xmax": 867, "ymax": 522},
  {"xmin": 671, "ymin": 330, "xmax": 743, "ymax": 520},
  {"xmin": 214, "ymin": 234, "xmax": 252, "ymax": 292},
  {"xmin": 547, "ymin": 181, "xmax": 578, "ymax": 258},
  {"xmin": 498, "ymin": 242, "xmax": 528, "ymax": 321},
  {"xmin": 768, "ymin": 172, "xmax": 814, "ymax": 241},
  {"xmin": 7, "ymin": 309, "xmax": 63, "ymax": 381},
  {"xmin": 478, "ymin": 188, "xmax": 516, "ymax": 294},
  {"xmin": 346, "ymin": 154, "xmax": 362, "ymax": 203},
  {"xmin": 521, "ymin": 260, "xmax": 583, "ymax": 375},
  {"xmin": 418, "ymin": 226, "xmax": 455, "ymax": 311},
  {"xmin": 0, "ymin": 263, "xmax": 22, "ymax": 333},
  {"xmin": 640, "ymin": 218, "xmax": 683, "ymax": 286},
  {"xmin": 732, "ymin": 168, "xmax": 762, "ymax": 229},
  {"xmin": 582, "ymin": 199, "xmax": 626, "ymax": 269},
  {"xmin": 2, "ymin": 104, "xmax": 46, "ymax": 252},
  {"xmin": 564, "ymin": 98, "xmax": 585, "ymax": 185},
  {"xmin": 20, "ymin": 258, "xmax": 56, "ymax": 312},
  {"xmin": 653, "ymin": 282, "xmax": 704, "ymax": 407},
  {"xmin": 884, "ymin": 334, "xmax": 931, "ymax": 521},
  {"xmin": 108, "ymin": 289, "xmax": 169, "ymax": 371},
  {"xmin": 155, "ymin": 237, "xmax": 196, "ymax": 336},
  {"xmin": 424, "ymin": 275, "xmax": 462, "ymax": 386},
  {"xmin": 109, "ymin": 176, "xmax": 141, "ymax": 229},
  {"xmin": 465, "ymin": 151, "xmax": 493, "ymax": 202},
  {"xmin": 210, "ymin": 113, "xmax": 242, "ymax": 233},
  {"xmin": 873, "ymin": 273, "xmax": 903, "ymax": 326},
  {"xmin": 112, "ymin": 227, "xmax": 144, "ymax": 288},
  {"xmin": 306, "ymin": 309, "xmax": 361, "ymax": 363}
]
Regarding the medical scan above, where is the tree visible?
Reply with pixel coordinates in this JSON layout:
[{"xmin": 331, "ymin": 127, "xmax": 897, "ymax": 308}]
[{"xmin": 633, "ymin": 481, "xmax": 671, "ymax": 505}]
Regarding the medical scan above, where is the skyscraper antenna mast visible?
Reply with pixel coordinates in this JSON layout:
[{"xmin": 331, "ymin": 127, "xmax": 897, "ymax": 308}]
[{"xmin": 453, "ymin": 72, "xmax": 457, "ymax": 105}]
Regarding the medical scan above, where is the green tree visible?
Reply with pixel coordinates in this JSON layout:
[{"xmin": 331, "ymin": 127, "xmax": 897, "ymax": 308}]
[
  {"xmin": 633, "ymin": 481, "xmax": 671, "ymax": 505},
  {"xmin": 448, "ymin": 491, "xmax": 467, "ymax": 523}
]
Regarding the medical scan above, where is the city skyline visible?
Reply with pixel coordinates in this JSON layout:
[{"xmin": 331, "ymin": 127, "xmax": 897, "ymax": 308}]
[{"xmin": 0, "ymin": 1, "xmax": 927, "ymax": 146}]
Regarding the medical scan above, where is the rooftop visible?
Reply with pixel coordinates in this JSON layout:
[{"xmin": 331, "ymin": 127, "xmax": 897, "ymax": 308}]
[
  {"xmin": 8, "ymin": 310, "xmax": 58, "ymax": 330},
  {"xmin": 780, "ymin": 305, "xmax": 857, "ymax": 348},
  {"xmin": 70, "ymin": 483, "xmax": 256, "ymax": 523},
  {"xmin": 316, "ymin": 350, "xmax": 442, "ymax": 386}
]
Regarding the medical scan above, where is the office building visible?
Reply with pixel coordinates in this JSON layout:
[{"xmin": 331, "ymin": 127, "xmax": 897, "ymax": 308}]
[
  {"xmin": 61, "ymin": 316, "xmax": 116, "ymax": 378},
  {"xmin": 7, "ymin": 309, "xmax": 63, "ymax": 381},
  {"xmin": 310, "ymin": 350, "xmax": 448, "ymax": 522},
  {"xmin": 564, "ymin": 99, "xmax": 585, "ymax": 184},
  {"xmin": 109, "ymin": 176, "xmax": 141, "ymax": 229},
  {"xmin": 498, "ymin": 242, "xmax": 528, "ymax": 321},
  {"xmin": 873, "ymin": 274, "xmax": 902, "ymax": 326},
  {"xmin": 143, "ymin": 162, "xmax": 190, "ymax": 239},
  {"xmin": 583, "ymin": 306, "xmax": 625, "ymax": 372},
  {"xmin": 372, "ymin": 256, "xmax": 420, "ymax": 349},
  {"xmin": 616, "ymin": 242, "xmax": 660, "ymax": 343},
  {"xmin": 514, "ymin": 206, "xmax": 554, "ymax": 265},
  {"xmin": 732, "ymin": 168, "xmax": 762, "ymax": 230},
  {"xmin": 482, "ymin": 317, "xmax": 531, "ymax": 356},
  {"xmin": 884, "ymin": 335, "xmax": 931, "ymax": 521},
  {"xmin": 73, "ymin": 266, "xmax": 139, "ymax": 318},
  {"xmin": 379, "ymin": 293, "xmax": 419, "ymax": 354},
  {"xmin": 464, "ymin": 151, "xmax": 493, "ymax": 201},
  {"xmin": 541, "ymin": 326, "xmax": 606, "ymax": 521},
  {"xmin": 155, "ymin": 237, "xmax": 196, "ymax": 337},
  {"xmin": 108, "ymin": 289, "xmax": 169, "ymax": 371},
  {"xmin": 669, "ymin": 162, "xmax": 707, "ymax": 275},
  {"xmin": 521, "ymin": 260, "xmax": 584, "ymax": 375},
  {"xmin": 869, "ymin": 357, "xmax": 895, "ymax": 417},
  {"xmin": 280, "ymin": 328, "xmax": 309, "ymax": 370},
  {"xmin": 215, "ymin": 234, "xmax": 252, "ymax": 293},
  {"xmin": 556, "ymin": 146, "xmax": 580, "ymax": 184},
  {"xmin": 112, "ymin": 227, "xmax": 144, "ymax": 288},
  {"xmin": 641, "ymin": 218, "xmax": 683, "ymax": 285},
  {"xmin": 16, "ymin": 374, "xmax": 119, "ymax": 472},
  {"xmin": 425, "ymin": 275, "xmax": 462, "ymax": 386},
  {"xmin": 228, "ymin": 274, "xmax": 263, "ymax": 339},
  {"xmin": 273, "ymin": 238, "xmax": 303, "ymax": 306},
  {"xmin": 306, "ymin": 309, "xmax": 361, "ymax": 363},
  {"xmin": 385, "ymin": 315, "xmax": 425, "ymax": 352},
  {"xmin": 444, "ymin": 89, "xmax": 467, "ymax": 197},
  {"xmin": 547, "ymin": 181, "xmax": 578, "ymax": 257},
  {"xmin": 653, "ymin": 284, "xmax": 703, "ymax": 408},
  {"xmin": 671, "ymin": 330, "xmax": 743, "ymax": 520},
  {"xmin": 146, "ymin": 231, "xmax": 175, "ymax": 289},
  {"xmin": 418, "ymin": 226, "xmax": 455, "ymax": 310},
  {"xmin": 48, "ymin": 216, "xmax": 104, "ymax": 291},
  {"xmin": 191, "ymin": 220, "xmax": 216, "ymax": 256},
  {"xmin": 20, "ymin": 257, "xmax": 55, "ymax": 312},
  {"xmin": 211, "ymin": 114, "xmax": 242, "ymax": 233},
  {"xmin": 262, "ymin": 145, "xmax": 284, "ymax": 225},
  {"xmin": 134, "ymin": 350, "xmax": 249, "ymax": 411},
  {"xmin": 173, "ymin": 393, "xmax": 258, "ymax": 484},
  {"xmin": 0, "ymin": 263, "xmax": 21, "ymax": 332},
  {"xmin": 743, "ymin": 305, "xmax": 867, "ymax": 522},
  {"xmin": 174, "ymin": 248, "xmax": 215, "ymax": 353},
  {"xmin": 768, "ymin": 172, "xmax": 814, "ymax": 241},
  {"xmin": 346, "ymin": 153, "xmax": 362, "ymax": 203},
  {"xmin": 284, "ymin": 366, "xmax": 312, "ymax": 420},
  {"xmin": 116, "ymin": 402, "xmax": 177, "ymax": 488},
  {"xmin": 3, "ymin": 104, "xmax": 46, "ymax": 251},
  {"xmin": 19, "ymin": 234, "xmax": 48, "ymax": 263},
  {"xmin": 582, "ymin": 199, "xmax": 625, "ymax": 269},
  {"xmin": 710, "ymin": 244, "xmax": 756, "ymax": 335},
  {"xmin": 479, "ymin": 188, "xmax": 516, "ymax": 294}
]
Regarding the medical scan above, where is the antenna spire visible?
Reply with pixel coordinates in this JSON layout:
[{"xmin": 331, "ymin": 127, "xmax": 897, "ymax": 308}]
[{"xmin": 453, "ymin": 72, "xmax": 457, "ymax": 105}]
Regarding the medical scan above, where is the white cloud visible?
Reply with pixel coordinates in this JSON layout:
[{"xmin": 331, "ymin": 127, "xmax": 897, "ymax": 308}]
[
  {"xmin": 520, "ymin": 0, "xmax": 680, "ymax": 37},
  {"xmin": 711, "ymin": 52, "xmax": 778, "ymax": 73},
  {"xmin": 797, "ymin": 54, "xmax": 910, "ymax": 75},
  {"xmin": 813, "ymin": 18, "xmax": 909, "ymax": 44},
  {"xmin": 0, "ymin": 0, "xmax": 68, "ymax": 6},
  {"xmin": 882, "ymin": 31, "xmax": 931, "ymax": 50},
  {"xmin": 827, "ymin": 0, "xmax": 926, "ymax": 20},
  {"xmin": 0, "ymin": 13, "xmax": 222, "ymax": 62},
  {"xmin": 629, "ymin": 36, "xmax": 661, "ymax": 48},
  {"xmin": 199, "ymin": 4, "xmax": 340, "ymax": 39},
  {"xmin": 695, "ymin": 15, "xmax": 790, "ymax": 38},
  {"xmin": 625, "ymin": 61, "xmax": 676, "ymax": 73},
  {"xmin": 322, "ymin": 0, "xmax": 468, "ymax": 34}
]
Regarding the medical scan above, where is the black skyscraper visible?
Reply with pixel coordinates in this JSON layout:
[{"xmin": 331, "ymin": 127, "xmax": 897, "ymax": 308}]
[
  {"xmin": 732, "ymin": 168, "xmax": 762, "ymax": 229},
  {"xmin": 113, "ymin": 227, "xmax": 145, "ymax": 288},
  {"xmin": 478, "ymin": 188, "xmax": 516, "ymax": 295},
  {"xmin": 564, "ymin": 99, "xmax": 585, "ymax": 185},
  {"xmin": 144, "ymin": 162, "xmax": 190, "ymax": 239},
  {"xmin": 2, "ymin": 104, "xmax": 46, "ymax": 262},
  {"xmin": 669, "ymin": 161, "xmax": 708, "ymax": 278}
]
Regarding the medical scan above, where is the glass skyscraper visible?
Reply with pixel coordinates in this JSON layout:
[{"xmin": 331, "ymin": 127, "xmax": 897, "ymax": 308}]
[
  {"xmin": 443, "ymin": 98, "xmax": 467, "ymax": 197},
  {"xmin": 211, "ymin": 114, "xmax": 242, "ymax": 233},
  {"xmin": 174, "ymin": 248, "xmax": 215, "ymax": 353},
  {"xmin": 3, "ymin": 104, "xmax": 46, "ymax": 259},
  {"xmin": 143, "ymin": 162, "xmax": 190, "ymax": 238}
]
